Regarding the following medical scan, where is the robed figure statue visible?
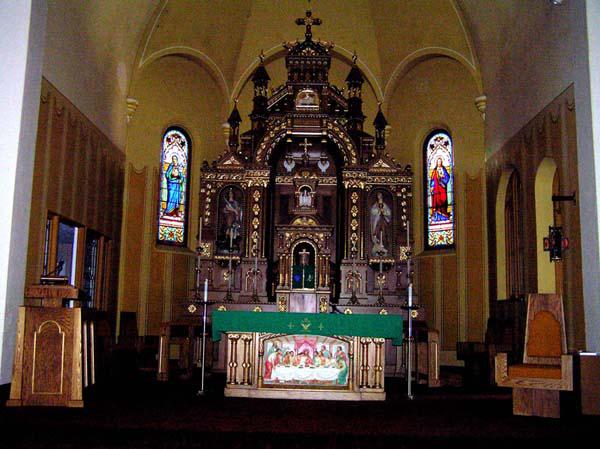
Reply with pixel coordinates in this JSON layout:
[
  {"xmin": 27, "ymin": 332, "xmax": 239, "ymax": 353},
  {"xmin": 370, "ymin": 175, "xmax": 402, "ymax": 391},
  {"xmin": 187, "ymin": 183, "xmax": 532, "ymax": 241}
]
[{"xmin": 370, "ymin": 191, "xmax": 392, "ymax": 256}]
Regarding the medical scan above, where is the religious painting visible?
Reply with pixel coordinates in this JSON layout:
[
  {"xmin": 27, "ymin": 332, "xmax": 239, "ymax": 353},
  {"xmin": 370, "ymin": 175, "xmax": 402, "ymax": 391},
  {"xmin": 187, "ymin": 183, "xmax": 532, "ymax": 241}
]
[
  {"xmin": 424, "ymin": 130, "xmax": 454, "ymax": 249},
  {"xmin": 295, "ymin": 88, "xmax": 320, "ymax": 110},
  {"xmin": 369, "ymin": 189, "xmax": 393, "ymax": 257},
  {"xmin": 217, "ymin": 186, "xmax": 244, "ymax": 255},
  {"xmin": 262, "ymin": 335, "xmax": 350, "ymax": 388},
  {"xmin": 292, "ymin": 242, "xmax": 316, "ymax": 289},
  {"xmin": 157, "ymin": 127, "xmax": 190, "ymax": 246}
]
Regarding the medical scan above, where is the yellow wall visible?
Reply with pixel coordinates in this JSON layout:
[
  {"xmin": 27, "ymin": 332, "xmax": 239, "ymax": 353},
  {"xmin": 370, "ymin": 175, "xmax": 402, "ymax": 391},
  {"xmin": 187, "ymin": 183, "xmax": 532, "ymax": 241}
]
[
  {"xmin": 120, "ymin": 55, "xmax": 225, "ymax": 334},
  {"xmin": 114, "ymin": 1, "xmax": 488, "ymax": 359},
  {"xmin": 387, "ymin": 57, "xmax": 487, "ymax": 357}
]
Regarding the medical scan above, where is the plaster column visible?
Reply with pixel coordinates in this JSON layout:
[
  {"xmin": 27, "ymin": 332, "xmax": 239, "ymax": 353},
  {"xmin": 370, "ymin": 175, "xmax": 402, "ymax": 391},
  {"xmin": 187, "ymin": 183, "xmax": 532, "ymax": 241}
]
[
  {"xmin": 574, "ymin": 0, "xmax": 600, "ymax": 351},
  {"xmin": 0, "ymin": 0, "xmax": 47, "ymax": 384}
]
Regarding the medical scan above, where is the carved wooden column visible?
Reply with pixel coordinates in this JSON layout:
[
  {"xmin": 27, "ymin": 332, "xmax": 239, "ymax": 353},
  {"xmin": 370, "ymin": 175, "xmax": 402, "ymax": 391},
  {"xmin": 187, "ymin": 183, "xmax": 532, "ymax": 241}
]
[
  {"xmin": 240, "ymin": 334, "xmax": 253, "ymax": 385},
  {"xmin": 227, "ymin": 334, "xmax": 241, "ymax": 385},
  {"xmin": 359, "ymin": 337, "xmax": 372, "ymax": 388},
  {"xmin": 373, "ymin": 338, "xmax": 385, "ymax": 389}
]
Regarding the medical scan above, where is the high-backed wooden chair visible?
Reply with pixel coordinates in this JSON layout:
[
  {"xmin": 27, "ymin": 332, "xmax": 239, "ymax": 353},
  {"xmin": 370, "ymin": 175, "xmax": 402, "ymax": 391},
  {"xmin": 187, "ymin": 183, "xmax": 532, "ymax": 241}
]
[{"xmin": 495, "ymin": 294, "xmax": 573, "ymax": 418}]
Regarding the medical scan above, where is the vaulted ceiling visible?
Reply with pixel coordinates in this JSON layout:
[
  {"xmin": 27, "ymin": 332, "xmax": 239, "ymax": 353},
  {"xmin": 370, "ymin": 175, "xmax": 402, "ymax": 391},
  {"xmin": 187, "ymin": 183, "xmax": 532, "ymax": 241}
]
[{"xmin": 42, "ymin": 0, "xmax": 566, "ymax": 150}]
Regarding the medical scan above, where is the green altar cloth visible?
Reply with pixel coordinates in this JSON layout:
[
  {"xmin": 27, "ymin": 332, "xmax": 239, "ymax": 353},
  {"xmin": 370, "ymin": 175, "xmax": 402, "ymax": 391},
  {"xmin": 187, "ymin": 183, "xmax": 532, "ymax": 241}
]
[{"xmin": 211, "ymin": 311, "xmax": 404, "ymax": 346}]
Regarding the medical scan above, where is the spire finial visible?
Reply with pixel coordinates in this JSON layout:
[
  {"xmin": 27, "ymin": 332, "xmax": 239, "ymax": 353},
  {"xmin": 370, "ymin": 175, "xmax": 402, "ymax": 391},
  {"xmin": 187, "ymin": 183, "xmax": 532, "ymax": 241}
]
[
  {"xmin": 259, "ymin": 50, "xmax": 265, "ymax": 64},
  {"xmin": 352, "ymin": 50, "xmax": 358, "ymax": 65}
]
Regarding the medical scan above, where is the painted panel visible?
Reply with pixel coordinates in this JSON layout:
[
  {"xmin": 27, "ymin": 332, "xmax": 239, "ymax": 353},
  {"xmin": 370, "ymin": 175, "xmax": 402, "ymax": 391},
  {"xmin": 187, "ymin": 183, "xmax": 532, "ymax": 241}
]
[{"xmin": 263, "ymin": 335, "xmax": 349, "ymax": 388}]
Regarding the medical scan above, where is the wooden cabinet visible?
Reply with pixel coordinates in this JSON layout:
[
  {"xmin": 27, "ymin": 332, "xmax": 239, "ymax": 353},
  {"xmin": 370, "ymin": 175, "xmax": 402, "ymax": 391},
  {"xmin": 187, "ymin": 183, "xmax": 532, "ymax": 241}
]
[{"xmin": 6, "ymin": 285, "xmax": 97, "ymax": 408}]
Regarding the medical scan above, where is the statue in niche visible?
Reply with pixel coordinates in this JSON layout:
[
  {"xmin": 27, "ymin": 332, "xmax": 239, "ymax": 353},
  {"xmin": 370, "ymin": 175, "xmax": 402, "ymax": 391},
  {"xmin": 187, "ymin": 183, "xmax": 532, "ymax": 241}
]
[
  {"xmin": 218, "ymin": 187, "xmax": 243, "ymax": 253},
  {"xmin": 317, "ymin": 152, "xmax": 330, "ymax": 175},
  {"xmin": 370, "ymin": 191, "xmax": 392, "ymax": 256},
  {"xmin": 298, "ymin": 186, "xmax": 312, "ymax": 208},
  {"xmin": 284, "ymin": 153, "xmax": 296, "ymax": 173}
]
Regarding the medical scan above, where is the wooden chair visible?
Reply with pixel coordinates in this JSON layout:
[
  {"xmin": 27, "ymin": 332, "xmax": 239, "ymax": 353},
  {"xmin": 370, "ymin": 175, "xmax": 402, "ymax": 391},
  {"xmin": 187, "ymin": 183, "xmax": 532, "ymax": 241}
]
[{"xmin": 495, "ymin": 294, "xmax": 573, "ymax": 418}]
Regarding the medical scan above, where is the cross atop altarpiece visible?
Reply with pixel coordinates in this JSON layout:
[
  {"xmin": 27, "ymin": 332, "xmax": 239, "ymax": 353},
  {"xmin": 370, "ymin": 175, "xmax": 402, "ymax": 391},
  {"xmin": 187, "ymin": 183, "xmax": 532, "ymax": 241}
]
[{"xmin": 295, "ymin": 9, "xmax": 322, "ymax": 40}]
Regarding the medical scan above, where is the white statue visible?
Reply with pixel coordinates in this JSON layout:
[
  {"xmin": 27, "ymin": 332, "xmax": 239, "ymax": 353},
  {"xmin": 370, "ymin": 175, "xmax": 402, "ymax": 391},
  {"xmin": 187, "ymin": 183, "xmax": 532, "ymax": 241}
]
[{"xmin": 299, "ymin": 187, "xmax": 312, "ymax": 207}]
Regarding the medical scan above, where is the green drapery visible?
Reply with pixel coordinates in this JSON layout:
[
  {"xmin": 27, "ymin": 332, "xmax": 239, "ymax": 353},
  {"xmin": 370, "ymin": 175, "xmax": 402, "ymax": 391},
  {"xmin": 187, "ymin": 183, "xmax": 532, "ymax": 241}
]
[{"xmin": 212, "ymin": 311, "xmax": 404, "ymax": 345}]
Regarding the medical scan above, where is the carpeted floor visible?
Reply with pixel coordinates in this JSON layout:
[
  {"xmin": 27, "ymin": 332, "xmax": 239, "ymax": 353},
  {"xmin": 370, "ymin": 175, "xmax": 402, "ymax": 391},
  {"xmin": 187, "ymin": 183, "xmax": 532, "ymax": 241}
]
[{"xmin": 1, "ymin": 373, "xmax": 598, "ymax": 449}]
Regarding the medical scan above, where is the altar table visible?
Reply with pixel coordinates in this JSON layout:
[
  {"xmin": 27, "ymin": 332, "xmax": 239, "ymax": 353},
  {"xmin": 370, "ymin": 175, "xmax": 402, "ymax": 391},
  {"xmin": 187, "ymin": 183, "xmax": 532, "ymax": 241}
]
[{"xmin": 212, "ymin": 311, "xmax": 403, "ymax": 400}]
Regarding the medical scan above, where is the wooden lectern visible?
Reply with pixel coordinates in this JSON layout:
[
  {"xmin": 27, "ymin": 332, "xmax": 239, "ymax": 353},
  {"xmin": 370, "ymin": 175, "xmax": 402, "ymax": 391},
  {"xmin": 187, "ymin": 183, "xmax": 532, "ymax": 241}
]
[{"xmin": 6, "ymin": 284, "xmax": 91, "ymax": 408}]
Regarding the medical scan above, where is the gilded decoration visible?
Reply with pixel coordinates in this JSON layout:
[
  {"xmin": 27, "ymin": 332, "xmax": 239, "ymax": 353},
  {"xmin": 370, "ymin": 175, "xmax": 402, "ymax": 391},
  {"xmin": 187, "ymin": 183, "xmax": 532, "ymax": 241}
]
[{"xmin": 277, "ymin": 296, "xmax": 287, "ymax": 312}]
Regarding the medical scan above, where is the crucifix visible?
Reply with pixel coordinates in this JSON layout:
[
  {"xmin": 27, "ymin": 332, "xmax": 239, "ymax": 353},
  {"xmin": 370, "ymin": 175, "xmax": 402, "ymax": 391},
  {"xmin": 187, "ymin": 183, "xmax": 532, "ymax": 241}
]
[
  {"xmin": 299, "ymin": 138, "xmax": 312, "ymax": 166},
  {"xmin": 295, "ymin": 6, "xmax": 321, "ymax": 40},
  {"xmin": 299, "ymin": 247, "xmax": 310, "ymax": 289}
]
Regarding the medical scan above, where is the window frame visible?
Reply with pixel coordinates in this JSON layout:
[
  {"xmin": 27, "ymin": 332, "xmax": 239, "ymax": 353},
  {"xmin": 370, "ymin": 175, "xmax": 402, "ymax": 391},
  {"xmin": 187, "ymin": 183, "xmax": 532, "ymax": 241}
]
[{"xmin": 423, "ymin": 129, "xmax": 455, "ymax": 251}]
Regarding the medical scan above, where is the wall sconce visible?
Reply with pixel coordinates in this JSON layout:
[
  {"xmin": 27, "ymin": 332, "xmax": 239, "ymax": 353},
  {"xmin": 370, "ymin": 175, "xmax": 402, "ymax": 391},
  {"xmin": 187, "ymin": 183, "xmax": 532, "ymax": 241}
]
[{"xmin": 543, "ymin": 226, "xmax": 569, "ymax": 262}]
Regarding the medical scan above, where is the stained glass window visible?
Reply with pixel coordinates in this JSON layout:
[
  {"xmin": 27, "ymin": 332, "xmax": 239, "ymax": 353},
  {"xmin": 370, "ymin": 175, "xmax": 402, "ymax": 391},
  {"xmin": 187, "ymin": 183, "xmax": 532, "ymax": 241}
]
[
  {"xmin": 157, "ymin": 127, "xmax": 190, "ymax": 246},
  {"xmin": 424, "ymin": 130, "xmax": 454, "ymax": 249}
]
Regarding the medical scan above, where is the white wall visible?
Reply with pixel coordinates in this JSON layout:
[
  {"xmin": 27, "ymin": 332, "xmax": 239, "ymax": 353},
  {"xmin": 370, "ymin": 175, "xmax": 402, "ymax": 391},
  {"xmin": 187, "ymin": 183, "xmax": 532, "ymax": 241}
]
[
  {"xmin": 574, "ymin": 0, "xmax": 600, "ymax": 352},
  {"xmin": 0, "ymin": 0, "xmax": 47, "ymax": 384}
]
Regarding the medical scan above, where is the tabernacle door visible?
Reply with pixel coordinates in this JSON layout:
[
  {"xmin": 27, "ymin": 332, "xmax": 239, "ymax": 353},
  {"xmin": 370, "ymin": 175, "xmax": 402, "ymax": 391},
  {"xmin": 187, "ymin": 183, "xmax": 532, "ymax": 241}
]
[{"xmin": 289, "ymin": 293, "xmax": 317, "ymax": 313}]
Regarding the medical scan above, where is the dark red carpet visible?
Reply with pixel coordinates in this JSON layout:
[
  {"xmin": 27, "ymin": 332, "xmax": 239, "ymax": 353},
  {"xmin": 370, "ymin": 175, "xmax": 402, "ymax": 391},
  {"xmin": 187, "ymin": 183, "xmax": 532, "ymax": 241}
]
[{"xmin": 1, "ymin": 374, "xmax": 598, "ymax": 448}]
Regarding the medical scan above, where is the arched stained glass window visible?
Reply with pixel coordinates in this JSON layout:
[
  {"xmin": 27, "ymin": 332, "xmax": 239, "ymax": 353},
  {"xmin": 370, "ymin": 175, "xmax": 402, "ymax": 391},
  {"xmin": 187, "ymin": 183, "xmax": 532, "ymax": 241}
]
[
  {"xmin": 157, "ymin": 127, "xmax": 190, "ymax": 246},
  {"xmin": 424, "ymin": 130, "xmax": 454, "ymax": 249}
]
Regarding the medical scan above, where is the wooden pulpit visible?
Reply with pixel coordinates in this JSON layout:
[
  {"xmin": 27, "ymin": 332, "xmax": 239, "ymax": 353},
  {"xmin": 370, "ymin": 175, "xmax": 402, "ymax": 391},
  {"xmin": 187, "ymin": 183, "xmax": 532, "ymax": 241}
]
[{"xmin": 6, "ymin": 284, "xmax": 92, "ymax": 408}]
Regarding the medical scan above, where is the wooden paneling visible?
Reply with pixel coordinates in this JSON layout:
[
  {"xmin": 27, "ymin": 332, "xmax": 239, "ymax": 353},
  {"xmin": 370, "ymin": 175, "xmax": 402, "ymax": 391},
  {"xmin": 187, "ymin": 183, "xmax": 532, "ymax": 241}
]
[
  {"xmin": 486, "ymin": 85, "xmax": 585, "ymax": 350},
  {"xmin": 465, "ymin": 173, "xmax": 485, "ymax": 340},
  {"xmin": 442, "ymin": 255, "xmax": 459, "ymax": 351},
  {"xmin": 120, "ymin": 166, "xmax": 147, "ymax": 312},
  {"xmin": 26, "ymin": 79, "xmax": 125, "ymax": 319}
]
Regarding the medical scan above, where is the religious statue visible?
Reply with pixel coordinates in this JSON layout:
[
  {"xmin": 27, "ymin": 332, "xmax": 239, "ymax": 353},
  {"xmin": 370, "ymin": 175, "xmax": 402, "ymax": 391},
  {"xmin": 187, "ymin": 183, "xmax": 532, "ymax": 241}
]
[
  {"xmin": 284, "ymin": 153, "xmax": 296, "ymax": 173},
  {"xmin": 163, "ymin": 155, "xmax": 184, "ymax": 217},
  {"xmin": 317, "ymin": 152, "xmax": 330, "ymax": 174},
  {"xmin": 429, "ymin": 157, "xmax": 451, "ymax": 220},
  {"xmin": 298, "ymin": 186, "xmax": 312, "ymax": 207},
  {"xmin": 292, "ymin": 244, "xmax": 315, "ymax": 289},
  {"xmin": 370, "ymin": 191, "xmax": 392, "ymax": 256},
  {"xmin": 222, "ymin": 188, "xmax": 242, "ymax": 246}
]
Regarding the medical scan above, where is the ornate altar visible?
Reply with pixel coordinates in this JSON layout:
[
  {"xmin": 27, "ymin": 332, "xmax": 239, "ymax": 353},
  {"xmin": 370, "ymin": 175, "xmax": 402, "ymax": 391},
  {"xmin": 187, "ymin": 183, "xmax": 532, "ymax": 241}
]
[{"xmin": 192, "ymin": 9, "xmax": 439, "ymax": 394}]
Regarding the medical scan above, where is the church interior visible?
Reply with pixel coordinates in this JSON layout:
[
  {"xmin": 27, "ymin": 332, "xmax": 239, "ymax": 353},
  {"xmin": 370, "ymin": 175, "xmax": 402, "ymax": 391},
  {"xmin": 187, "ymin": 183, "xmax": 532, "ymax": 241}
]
[{"xmin": 2, "ymin": 0, "xmax": 600, "ymax": 447}]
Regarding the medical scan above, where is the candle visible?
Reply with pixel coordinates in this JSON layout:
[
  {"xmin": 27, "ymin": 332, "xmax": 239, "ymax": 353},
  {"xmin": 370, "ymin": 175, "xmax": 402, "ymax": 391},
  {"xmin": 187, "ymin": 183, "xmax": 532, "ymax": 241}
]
[
  {"xmin": 204, "ymin": 278, "xmax": 208, "ymax": 302},
  {"xmin": 407, "ymin": 220, "xmax": 410, "ymax": 248},
  {"xmin": 408, "ymin": 284, "xmax": 413, "ymax": 307},
  {"xmin": 198, "ymin": 216, "xmax": 203, "ymax": 244},
  {"xmin": 254, "ymin": 247, "xmax": 258, "ymax": 271}
]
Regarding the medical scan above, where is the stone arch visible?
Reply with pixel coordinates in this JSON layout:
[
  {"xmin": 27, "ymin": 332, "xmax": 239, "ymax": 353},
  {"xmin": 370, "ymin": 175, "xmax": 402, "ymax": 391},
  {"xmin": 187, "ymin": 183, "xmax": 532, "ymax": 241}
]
[
  {"xmin": 131, "ymin": 46, "xmax": 230, "ymax": 110},
  {"xmin": 535, "ymin": 157, "xmax": 558, "ymax": 294},
  {"xmin": 382, "ymin": 47, "xmax": 483, "ymax": 115}
]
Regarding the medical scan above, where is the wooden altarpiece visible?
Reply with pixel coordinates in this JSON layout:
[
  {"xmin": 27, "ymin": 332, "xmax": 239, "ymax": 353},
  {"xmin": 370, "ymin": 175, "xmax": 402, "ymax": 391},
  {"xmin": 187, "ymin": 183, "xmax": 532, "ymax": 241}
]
[{"xmin": 169, "ymin": 9, "xmax": 440, "ymax": 395}]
